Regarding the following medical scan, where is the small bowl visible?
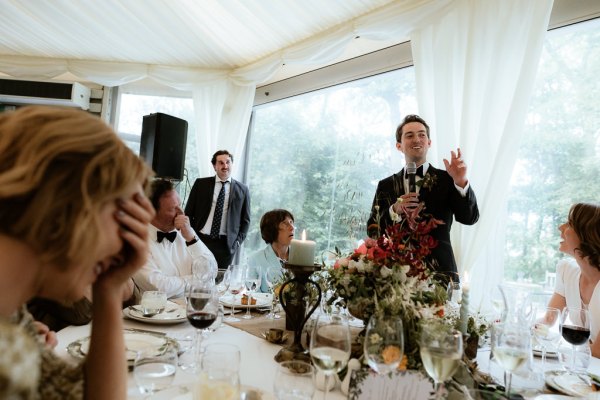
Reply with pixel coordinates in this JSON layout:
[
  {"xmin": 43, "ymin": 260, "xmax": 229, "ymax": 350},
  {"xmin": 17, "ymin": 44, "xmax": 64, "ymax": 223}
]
[{"xmin": 261, "ymin": 329, "xmax": 289, "ymax": 344}]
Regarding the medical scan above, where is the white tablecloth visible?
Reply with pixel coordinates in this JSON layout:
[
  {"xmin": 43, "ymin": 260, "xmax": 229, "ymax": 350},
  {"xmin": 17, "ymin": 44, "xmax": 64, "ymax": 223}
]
[{"xmin": 55, "ymin": 316, "xmax": 345, "ymax": 399}]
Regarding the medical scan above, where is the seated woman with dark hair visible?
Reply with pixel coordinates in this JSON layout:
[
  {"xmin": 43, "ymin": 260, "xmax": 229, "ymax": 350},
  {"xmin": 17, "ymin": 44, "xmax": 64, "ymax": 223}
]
[
  {"xmin": 0, "ymin": 106, "xmax": 155, "ymax": 399},
  {"xmin": 247, "ymin": 209, "xmax": 295, "ymax": 292},
  {"xmin": 548, "ymin": 202, "xmax": 600, "ymax": 357}
]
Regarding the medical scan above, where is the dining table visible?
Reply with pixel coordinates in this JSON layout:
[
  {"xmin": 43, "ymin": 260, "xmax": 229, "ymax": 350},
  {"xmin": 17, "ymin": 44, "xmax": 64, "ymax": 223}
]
[
  {"xmin": 54, "ymin": 303, "xmax": 346, "ymax": 400},
  {"xmin": 54, "ymin": 300, "xmax": 600, "ymax": 400}
]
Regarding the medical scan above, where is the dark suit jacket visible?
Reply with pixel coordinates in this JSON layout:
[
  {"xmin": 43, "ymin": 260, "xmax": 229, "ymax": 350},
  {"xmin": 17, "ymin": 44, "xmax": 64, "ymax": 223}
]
[
  {"xmin": 366, "ymin": 165, "xmax": 479, "ymax": 278},
  {"xmin": 185, "ymin": 176, "xmax": 251, "ymax": 254}
]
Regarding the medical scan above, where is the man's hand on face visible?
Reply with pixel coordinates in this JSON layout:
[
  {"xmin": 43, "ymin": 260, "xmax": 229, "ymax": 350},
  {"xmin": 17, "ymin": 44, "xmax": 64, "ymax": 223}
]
[{"xmin": 174, "ymin": 210, "xmax": 195, "ymax": 241}]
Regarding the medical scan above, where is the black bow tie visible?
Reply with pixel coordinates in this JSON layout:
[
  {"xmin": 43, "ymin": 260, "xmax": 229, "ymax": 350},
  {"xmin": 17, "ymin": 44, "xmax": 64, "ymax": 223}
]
[{"xmin": 157, "ymin": 231, "xmax": 177, "ymax": 243}]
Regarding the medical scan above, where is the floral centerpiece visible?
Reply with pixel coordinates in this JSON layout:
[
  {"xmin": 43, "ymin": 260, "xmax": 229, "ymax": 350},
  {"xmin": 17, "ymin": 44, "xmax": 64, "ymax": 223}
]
[{"xmin": 326, "ymin": 203, "xmax": 447, "ymax": 370}]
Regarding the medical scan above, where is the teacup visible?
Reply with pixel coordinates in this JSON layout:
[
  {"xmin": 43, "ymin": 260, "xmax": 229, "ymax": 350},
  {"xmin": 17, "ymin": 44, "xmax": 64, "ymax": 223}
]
[{"xmin": 266, "ymin": 328, "xmax": 284, "ymax": 343}]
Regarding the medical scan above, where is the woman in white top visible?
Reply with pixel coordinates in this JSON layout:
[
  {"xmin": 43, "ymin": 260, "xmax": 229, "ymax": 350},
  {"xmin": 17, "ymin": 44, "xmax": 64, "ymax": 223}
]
[
  {"xmin": 549, "ymin": 202, "xmax": 600, "ymax": 357},
  {"xmin": 247, "ymin": 209, "xmax": 295, "ymax": 293}
]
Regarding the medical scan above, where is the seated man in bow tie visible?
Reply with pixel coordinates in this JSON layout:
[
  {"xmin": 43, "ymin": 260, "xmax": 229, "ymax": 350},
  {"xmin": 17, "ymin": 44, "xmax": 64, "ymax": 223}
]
[{"xmin": 134, "ymin": 179, "xmax": 218, "ymax": 298}]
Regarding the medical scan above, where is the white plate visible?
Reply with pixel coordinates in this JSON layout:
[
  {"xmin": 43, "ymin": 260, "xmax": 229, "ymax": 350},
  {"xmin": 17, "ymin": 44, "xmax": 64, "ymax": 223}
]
[
  {"xmin": 124, "ymin": 301, "xmax": 187, "ymax": 324},
  {"xmin": 146, "ymin": 382, "xmax": 275, "ymax": 400},
  {"xmin": 67, "ymin": 329, "xmax": 177, "ymax": 366},
  {"xmin": 533, "ymin": 395, "xmax": 578, "ymax": 400},
  {"xmin": 220, "ymin": 293, "xmax": 271, "ymax": 309},
  {"xmin": 545, "ymin": 370, "xmax": 596, "ymax": 397}
]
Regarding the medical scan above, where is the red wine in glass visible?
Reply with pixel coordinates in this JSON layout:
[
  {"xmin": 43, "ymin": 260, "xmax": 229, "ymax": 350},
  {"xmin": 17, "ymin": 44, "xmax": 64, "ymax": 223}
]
[
  {"xmin": 561, "ymin": 325, "xmax": 590, "ymax": 345},
  {"xmin": 188, "ymin": 312, "xmax": 217, "ymax": 329}
]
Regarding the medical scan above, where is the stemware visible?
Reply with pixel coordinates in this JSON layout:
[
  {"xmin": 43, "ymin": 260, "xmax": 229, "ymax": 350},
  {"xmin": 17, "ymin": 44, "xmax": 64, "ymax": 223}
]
[
  {"xmin": 198, "ymin": 343, "xmax": 241, "ymax": 400},
  {"xmin": 223, "ymin": 264, "xmax": 244, "ymax": 322},
  {"xmin": 420, "ymin": 321, "xmax": 463, "ymax": 399},
  {"xmin": 531, "ymin": 306, "xmax": 561, "ymax": 370},
  {"xmin": 273, "ymin": 360, "xmax": 315, "ymax": 400},
  {"xmin": 242, "ymin": 264, "xmax": 261, "ymax": 320},
  {"xmin": 560, "ymin": 307, "xmax": 591, "ymax": 371},
  {"xmin": 309, "ymin": 313, "xmax": 351, "ymax": 400},
  {"xmin": 364, "ymin": 314, "xmax": 404, "ymax": 374},
  {"xmin": 185, "ymin": 279, "xmax": 219, "ymax": 371},
  {"xmin": 491, "ymin": 323, "xmax": 531, "ymax": 397},
  {"xmin": 133, "ymin": 344, "xmax": 178, "ymax": 395},
  {"xmin": 264, "ymin": 266, "xmax": 282, "ymax": 319},
  {"xmin": 215, "ymin": 268, "xmax": 231, "ymax": 297}
]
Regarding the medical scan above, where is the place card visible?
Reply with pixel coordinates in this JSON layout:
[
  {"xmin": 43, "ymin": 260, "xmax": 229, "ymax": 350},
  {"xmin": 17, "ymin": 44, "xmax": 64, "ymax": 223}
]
[{"xmin": 348, "ymin": 368, "xmax": 435, "ymax": 400}]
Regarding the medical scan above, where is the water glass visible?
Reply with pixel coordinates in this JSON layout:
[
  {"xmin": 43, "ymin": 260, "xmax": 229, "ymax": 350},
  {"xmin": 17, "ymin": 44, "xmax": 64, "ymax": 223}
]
[
  {"xmin": 141, "ymin": 290, "xmax": 167, "ymax": 315},
  {"xmin": 364, "ymin": 314, "xmax": 404, "ymax": 374},
  {"xmin": 224, "ymin": 264, "xmax": 244, "ymax": 322},
  {"xmin": 197, "ymin": 344, "xmax": 241, "ymax": 400},
  {"xmin": 273, "ymin": 360, "xmax": 315, "ymax": 400},
  {"xmin": 133, "ymin": 345, "xmax": 177, "ymax": 394},
  {"xmin": 559, "ymin": 343, "xmax": 591, "ymax": 373},
  {"xmin": 242, "ymin": 264, "xmax": 261, "ymax": 320},
  {"xmin": 531, "ymin": 306, "xmax": 561, "ymax": 370}
]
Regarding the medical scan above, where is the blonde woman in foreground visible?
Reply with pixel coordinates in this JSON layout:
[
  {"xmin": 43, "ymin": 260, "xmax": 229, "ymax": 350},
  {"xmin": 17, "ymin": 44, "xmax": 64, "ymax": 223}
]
[{"xmin": 0, "ymin": 106, "xmax": 155, "ymax": 399}]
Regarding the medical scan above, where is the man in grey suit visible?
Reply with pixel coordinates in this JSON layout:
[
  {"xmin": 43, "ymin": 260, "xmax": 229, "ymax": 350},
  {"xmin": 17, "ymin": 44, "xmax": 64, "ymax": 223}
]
[{"xmin": 185, "ymin": 150, "xmax": 251, "ymax": 269}]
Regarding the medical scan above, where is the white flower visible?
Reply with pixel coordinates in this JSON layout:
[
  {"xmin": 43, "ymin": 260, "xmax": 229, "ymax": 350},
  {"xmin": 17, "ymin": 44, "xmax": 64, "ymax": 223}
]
[
  {"xmin": 380, "ymin": 265, "xmax": 393, "ymax": 278},
  {"xmin": 369, "ymin": 333, "xmax": 383, "ymax": 345}
]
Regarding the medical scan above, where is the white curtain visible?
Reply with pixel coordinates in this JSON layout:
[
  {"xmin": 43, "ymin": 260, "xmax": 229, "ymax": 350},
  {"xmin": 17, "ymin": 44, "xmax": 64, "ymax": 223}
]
[
  {"xmin": 409, "ymin": 0, "xmax": 554, "ymax": 312},
  {"xmin": 0, "ymin": 0, "xmax": 453, "ymax": 180}
]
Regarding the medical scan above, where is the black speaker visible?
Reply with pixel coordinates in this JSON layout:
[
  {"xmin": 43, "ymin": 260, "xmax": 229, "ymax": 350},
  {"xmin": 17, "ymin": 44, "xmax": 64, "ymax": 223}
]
[{"xmin": 140, "ymin": 112, "xmax": 188, "ymax": 181}]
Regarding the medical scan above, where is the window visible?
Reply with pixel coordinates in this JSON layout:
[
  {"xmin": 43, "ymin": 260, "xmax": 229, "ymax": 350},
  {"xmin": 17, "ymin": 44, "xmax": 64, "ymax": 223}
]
[
  {"xmin": 504, "ymin": 18, "xmax": 600, "ymax": 284},
  {"xmin": 116, "ymin": 93, "xmax": 199, "ymax": 196},
  {"xmin": 245, "ymin": 67, "xmax": 417, "ymax": 256}
]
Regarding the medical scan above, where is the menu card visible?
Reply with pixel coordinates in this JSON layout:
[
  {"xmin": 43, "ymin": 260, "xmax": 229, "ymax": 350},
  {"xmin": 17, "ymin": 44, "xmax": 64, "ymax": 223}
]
[{"xmin": 348, "ymin": 368, "xmax": 435, "ymax": 400}]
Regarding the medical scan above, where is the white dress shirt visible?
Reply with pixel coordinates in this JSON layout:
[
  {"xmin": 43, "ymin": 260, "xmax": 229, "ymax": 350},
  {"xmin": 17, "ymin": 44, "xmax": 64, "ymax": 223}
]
[
  {"xmin": 200, "ymin": 176, "xmax": 232, "ymax": 236},
  {"xmin": 134, "ymin": 225, "xmax": 218, "ymax": 298}
]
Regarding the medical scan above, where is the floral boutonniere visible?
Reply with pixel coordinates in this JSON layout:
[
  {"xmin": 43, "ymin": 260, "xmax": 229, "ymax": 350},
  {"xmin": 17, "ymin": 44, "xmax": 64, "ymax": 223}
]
[{"xmin": 416, "ymin": 172, "xmax": 437, "ymax": 191}]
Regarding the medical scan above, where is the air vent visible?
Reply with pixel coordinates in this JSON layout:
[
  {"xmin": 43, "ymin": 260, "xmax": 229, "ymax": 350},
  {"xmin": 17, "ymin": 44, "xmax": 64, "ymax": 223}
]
[{"xmin": 0, "ymin": 78, "xmax": 91, "ymax": 110}]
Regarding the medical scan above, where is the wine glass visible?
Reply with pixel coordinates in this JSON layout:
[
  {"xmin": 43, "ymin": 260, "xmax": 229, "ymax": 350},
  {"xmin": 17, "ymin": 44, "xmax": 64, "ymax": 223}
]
[
  {"xmin": 185, "ymin": 278, "xmax": 219, "ymax": 371},
  {"xmin": 310, "ymin": 313, "xmax": 351, "ymax": 400},
  {"xmin": 273, "ymin": 360, "xmax": 315, "ymax": 400},
  {"xmin": 420, "ymin": 321, "xmax": 463, "ymax": 399},
  {"xmin": 560, "ymin": 307, "xmax": 591, "ymax": 371},
  {"xmin": 364, "ymin": 314, "xmax": 404, "ymax": 374},
  {"xmin": 133, "ymin": 344, "xmax": 178, "ymax": 395},
  {"xmin": 223, "ymin": 264, "xmax": 244, "ymax": 322},
  {"xmin": 215, "ymin": 268, "xmax": 231, "ymax": 297},
  {"xmin": 198, "ymin": 343, "xmax": 241, "ymax": 400},
  {"xmin": 242, "ymin": 264, "xmax": 261, "ymax": 320},
  {"xmin": 264, "ymin": 266, "xmax": 282, "ymax": 319},
  {"xmin": 531, "ymin": 306, "xmax": 561, "ymax": 371},
  {"xmin": 491, "ymin": 323, "xmax": 531, "ymax": 397}
]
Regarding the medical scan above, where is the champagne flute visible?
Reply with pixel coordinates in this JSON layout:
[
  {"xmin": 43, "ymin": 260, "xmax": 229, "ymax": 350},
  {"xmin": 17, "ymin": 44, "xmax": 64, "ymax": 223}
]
[
  {"xmin": 560, "ymin": 307, "xmax": 591, "ymax": 371},
  {"xmin": 310, "ymin": 313, "xmax": 351, "ymax": 400},
  {"xmin": 420, "ymin": 321, "xmax": 463, "ymax": 399},
  {"xmin": 364, "ymin": 314, "xmax": 404, "ymax": 374},
  {"xmin": 264, "ymin": 266, "xmax": 282, "ymax": 319},
  {"xmin": 242, "ymin": 264, "xmax": 261, "ymax": 320},
  {"xmin": 531, "ymin": 306, "xmax": 561, "ymax": 371},
  {"xmin": 223, "ymin": 264, "xmax": 244, "ymax": 322},
  {"xmin": 491, "ymin": 323, "xmax": 531, "ymax": 397},
  {"xmin": 185, "ymin": 279, "xmax": 219, "ymax": 371}
]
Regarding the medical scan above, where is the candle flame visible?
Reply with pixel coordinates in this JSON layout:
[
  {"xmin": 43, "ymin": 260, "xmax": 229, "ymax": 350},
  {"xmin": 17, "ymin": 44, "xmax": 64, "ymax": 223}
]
[{"xmin": 301, "ymin": 229, "xmax": 306, "ymax": 241}]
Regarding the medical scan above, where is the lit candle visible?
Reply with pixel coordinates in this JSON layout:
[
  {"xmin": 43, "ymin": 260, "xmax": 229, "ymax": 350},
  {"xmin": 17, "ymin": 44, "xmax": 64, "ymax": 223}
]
[
  {"xmin": 288, "ymin": 230, "xmax": 316, "ymax": 266},
  {"xmin": 460, "ymin": 272, "xmax": 470, "ymax": 335}
]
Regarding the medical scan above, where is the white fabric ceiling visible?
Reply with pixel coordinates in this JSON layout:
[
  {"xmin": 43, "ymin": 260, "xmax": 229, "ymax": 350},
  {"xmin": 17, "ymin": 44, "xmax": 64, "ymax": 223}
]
[{"xmin": 0, "ymin": 0, "xmax": 420, "ymax": 85}]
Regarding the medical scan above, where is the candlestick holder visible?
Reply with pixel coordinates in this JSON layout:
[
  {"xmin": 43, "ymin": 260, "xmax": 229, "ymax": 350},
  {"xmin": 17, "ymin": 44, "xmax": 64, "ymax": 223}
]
[{"xmin": 274, "ymin": 262, "xmax": 321, "ymax": 363}]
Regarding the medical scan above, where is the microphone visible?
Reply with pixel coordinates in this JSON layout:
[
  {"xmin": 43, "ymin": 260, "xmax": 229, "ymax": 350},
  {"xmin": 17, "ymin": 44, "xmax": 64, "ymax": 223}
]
[{"xmin": 406, "ymin": 162, "xmax": 417, "ymax": 193}]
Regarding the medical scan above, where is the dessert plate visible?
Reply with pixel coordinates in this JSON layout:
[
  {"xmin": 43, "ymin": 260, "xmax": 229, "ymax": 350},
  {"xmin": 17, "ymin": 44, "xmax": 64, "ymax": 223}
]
[{"xmin": 220, "ymin": 293, "xmax": 271, "ymax": 309}]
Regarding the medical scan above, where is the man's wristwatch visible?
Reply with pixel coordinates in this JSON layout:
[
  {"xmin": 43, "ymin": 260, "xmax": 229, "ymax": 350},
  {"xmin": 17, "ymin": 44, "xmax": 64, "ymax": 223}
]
[{"xmin": 185, "ymin": 236, "xmax": 199, "ymax": 246}]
